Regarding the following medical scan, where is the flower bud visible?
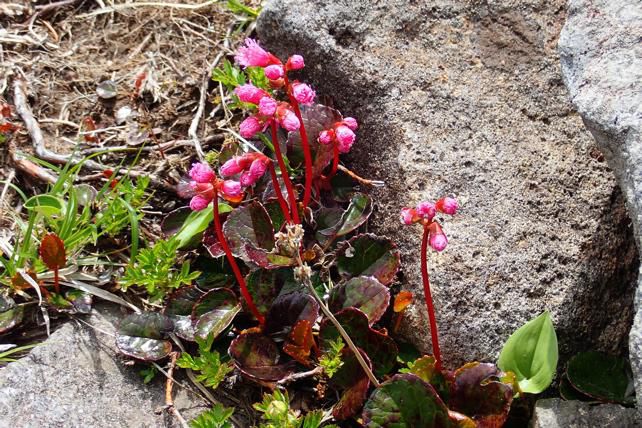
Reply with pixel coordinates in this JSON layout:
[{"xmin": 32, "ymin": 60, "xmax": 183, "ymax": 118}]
[
  {"xmin": 400, "ymin": 207, "xmax": 417, "ymax": 225},
  {"xmin": 221, "ymin": 180, "xmax": 242, "ymax": 197},
  {"xmin": 249, "ymin": 158, "xmax": 268, "ymax": 178},
  {"xmin": 435, "ymin": 197, "xmax": 458, "ymax": 215},
  {"xmin": 416, "ymin": 201, "xmax": 436, "ymax": 221},
  {"xmin": 264, "ymin": 64, "xmax": 284, "ymax": 80},
  {"xmin": 291, "ymin": 82, "xmax": 315, "ymax": 105},
  {"xmin": 234, "ymin": 84, "xmax": 268, "ymax": 105},
  {"xmin": 286, "ymin": 55, "xmax": 305, "ymax": 70},
  {"xmin": 280, "ymin": 110, "xmax": 301, "ymax": 132},
  {"xmin": 189, "ymin": 195, "xmax": 210, "ymax": 211},
  {"xmin": 258, "ymin": 96, "xmax": 278, "ymax": 116},
  {"xmin": 343, "ymin": 117, "xmax": 358, "ymax": 131},
  {"xmin": 428, "ymin": 223, "xmax": 448, "ymax": 252},
  {"xmin": 189, "ymin": 162, "xmax": 215, "ymax": 184},
  {"xmin": 239, "ymin": 171, "xmax": 257, "ymax": 187},
  {"xmin": 235, "ymin": 38, "xmax": 272, "ymax": 68},
  {"xmin": 318, "ymin": 129, "xmax": 335, "ymax": 145},
  {"xmin": 239, "ymin": 116, "xmax": 263, "ymax": 138},
  {"xmin": 335, "ymin": 125, "xmax": 355, "ymax": 153}
]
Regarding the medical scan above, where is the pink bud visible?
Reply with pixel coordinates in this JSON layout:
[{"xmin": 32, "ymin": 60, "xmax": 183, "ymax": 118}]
[
  {"xmin": 286, "ymin": 55, "xmax": 305, "ymax": 70},
  {"xmin": 335, "ymin": 125, "xmax": 355, "ymax": 153},
  {"xmin": 189, "ymin": 162, "xmax": 215, "ymax": 184},
  {"xmin": 416, "ymin": 201, "xmax": 436, "ymax": 221},
  {"xmin": 190, "ymin": 195, "xmax": 210, "ymax": 211},
  {"xmin": 249, "ymin": 158, "xmax": 268, "ymax": 178},
  {"xmin": 220, "ymin": 157, "xmax": 245, "ymax": 177},
  {"xmin": 400, "ymin": 208, "xmax": 417, "ymax": 225},
  {"xmin": 264, "ymin": 64, "xmax": 284, "ymax": 80},
  {"xmin": 291, "ymin": 82, "xmax": 315, "ymax": 105},
  {"xmin": 429, "ymin": 223, "xmax": 448, "ymax": 252},
  {"xmin": 280, "ymin": 110, "xmax": 301, "ymax": 132},
  {"xmin": 239, "ymin": 116, "xmax": 263, "ymax": 138},
  {"xmin": 221, "ymin": 180, "xmax": 242, "ymax": 197},
  {"xmin": 239, "ymin": 171, "xmax": 258, "ymax": 187},
  {"xmin": 436, "ymin": 197, "xmax": 458, "ymax": 215},
  {"xmin": 234, "ymin": 84, "xmax": 268, "ymax": 105},
  {"xmin": 319, "ymin": 129, "xmax": 335, "ymax": 145},
  {"xmin": 343, "ymin": 117, "xmax": 358, "ymax": 131},
  {"xmin": 258, "ymin": 96, "xmax": 278, "ymax": 116},
  {"xmin": 235, "ymin": 38, "xmax": 272, "ymax": 68}
]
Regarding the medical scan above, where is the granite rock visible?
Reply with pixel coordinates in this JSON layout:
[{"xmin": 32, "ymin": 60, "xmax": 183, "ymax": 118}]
[
  {"xmin": 531, "ymin": 398, "xmax": 640, "ymax": 428},
  {"xmin": 257, "ymin": 0, "xmax": 639, "ymax": 366},
  {"xmin": 0, "ymin": 304, "xmax": 208, "ymax": 428}
]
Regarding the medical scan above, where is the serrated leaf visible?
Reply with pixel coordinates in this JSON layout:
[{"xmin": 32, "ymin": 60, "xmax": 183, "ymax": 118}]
[
  {"xmin": 328, "ymin": 276, "xmax": 390, "ymax": 325},
  {"xmin": 362, "ymin": 374, "xmax": 450, "ymax": 427},
  {"xmin": 116, "ymin": 312, "xmax": 173, "ymax": 361},
  {"xmin": 566, "ymin": 351, "xmax": 635, "ymax": 405},
  {"xmin": 336, "ymin": 234, "xmax": 400, "ymax": 286},
  {"xmin": 498, "ymin": 311, "xmax": 558, "ymax": 394},
  {"xmin": 223, "ymin": 201, "xmax": 276, "ymax": 265}
]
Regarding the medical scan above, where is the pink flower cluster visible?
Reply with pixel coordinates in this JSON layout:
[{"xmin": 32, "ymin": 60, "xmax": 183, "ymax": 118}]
[
  {"xmin": 235, "ymin": 84, "xmax": 301, "ymax": 138},
  {"xmin": 400, "ymin": 197, "xmax": 458, "ymax": 251},
  {"xmin": 188, "ymin": 162, "xmax": 242, "ymax": 211},
  {"xmin": 220, "ymin": 152, "xmax": 271, "ymax": 187},
  {"xmin": 318, "ymin": 117, "xmax": 358, "ymax": 153}
]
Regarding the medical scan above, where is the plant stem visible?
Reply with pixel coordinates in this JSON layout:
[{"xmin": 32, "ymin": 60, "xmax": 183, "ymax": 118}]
[
  {"xmin": 421, "ymin": 223, "xmax": 442, "ymax": 369},
  {"xmin": 284, "ymin": 76, "xmax": 313, "ymax": 210},
  {"xmin": 53, "ymin": 268, "xmax": 60, "ymax": 294},
  {"xmin": 212, "ymin": 190, "xmax": 265, "ymax": 325},
  {"xmin": 301, "ymin": 267, "xmax": 380, "ymax": 388},
  {"xmin": 329, "ymin": 142, "xmax": 339, "ymax": 179},
  {"xmin": 267, "ymin": 162, "xmax": 292, "ymax": 225},
  {"xmin": 270, "ymin": 120, "xmax": 300, "ymax": 224}
]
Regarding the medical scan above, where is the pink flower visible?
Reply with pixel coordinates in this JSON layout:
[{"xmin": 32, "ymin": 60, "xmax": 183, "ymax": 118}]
[
  {"xmin": 436, "ymin": 197, "xmax": 458, "ymax": 215},
  {"xmin": 429, "ymin": 223, "xmax": 448, "ymax": 251},
  {"xmin": 249, "ymin": 158, "xmax": 268, "ymax": 178},
  {"xmin": 190, "ymin": 195, "xmax": 210, "ymax": 211},
  {"xmin": 286, "ymin": 55, "xmax": 305, "ymax": 70},
  {"xmin": 416, "ymin": 201, "xmax": 436, "ymax": 221},
  {"xmin": 239, "ymin": 116, "xmax": 263, "ymax": 138},
  {"xmin": 234, "ymin": 84, "xmax": 268, "ymax": 105},
  {"xmin": 239, "ymin": 171, "xmax": 257, "ymax": 187},
  {"xmin": 319, "ymin": 129, "xmax": 335, "ymax": 145},
  {"xmin": 235, "ymin": 38, "xmax": 272, "ymax": 67},
  {"xmin": 221, "ymin": 180, "xmax": 242, "ymax": 197},
  {"xmin": 258, "ymin": 96, "xmax": 278, "ymax": 116},
  {"xmin": 189, "ymin": 162, "xmax": 215, "ymax": 184},
  {"xmin": 220, "ymin": 157, "xmax": 246, "ymax": 177},
  {"xmin": 279, "ymin": 109, "xmax": 300, "ymax": 132},
  {"xmin": 291, "ymin": 82, "xmax": 315, "ymax": 105},
  {"xmin": 343, "ymin": 117, "xmax": 358, "ymax": 131},
  {"xmin": 400, "ymin": 208, "xmax": 417, "ymax": 225},
  {"xmin": 335, "ymin": 125, "xmax": 355, "ymax": 153},
  {"xmin": 264, "ymin": 64, "xmax": 284, "ymax": 80}
]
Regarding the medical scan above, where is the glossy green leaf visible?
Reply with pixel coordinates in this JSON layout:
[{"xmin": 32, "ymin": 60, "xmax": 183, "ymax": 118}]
[
  {"xmin": 223, "ymin": 201, "xmax": 275, "ymax": 265},
  {"xmin": 566, "ymin": 351, "xmax": 635, "ymax": 405},
  {"xmin": 245, "ymin": 268, "xmax": 291, "ymax": 315},
  {"xmin": 498, "ymin": 311, "xmax": 558, "ymax": 394},
  {"xmin": 24, "ymin": 194, "xmax": 65, "ymax": 216},
  {"xmin": 164, "ymin": 203, "xmax": 232, "ymax": 249},
  {"xmin": 319, "ymin": 193, "xmax": 373, "ymax": 241},
  {"xmin": 116, "ymin": 312, "xmax": 173, "ymax": 361},
  {"xmin": 400, "ymin": 355, "xmax": 449, "ymax": 401},
  {"xmin": 192, "ymin": 288, "xmax": 241, "ymax": 341},
  {"xmin": 336, "ymin": 234, "xmax": 401, "ymax": 286},
  {"xmin": 328, "ymin": 276, "xmax": 390, "ymax": 325},
  {"xmin": 228, "ymin": 332, "xmax": 296, "ymax": 382},
  {"xmin": 559, "ymin": 374, "xmax": 596, "ymax": 402},
  {"xmin": 362, "ymin": 374, "xmax": 451, "ymax": 428},
  {"xmin": 163, "ymin": 286, "xmax": 204, "ymax": 341}
]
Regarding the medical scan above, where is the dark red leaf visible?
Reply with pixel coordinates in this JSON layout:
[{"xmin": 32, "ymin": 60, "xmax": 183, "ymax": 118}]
[
  {"xmin": 283, "ymin": 319, "xmax": 315, "ymax": 365},
  {"xmin": 39, "ymin": 233, "xmax": 66, "ymax": 270}
]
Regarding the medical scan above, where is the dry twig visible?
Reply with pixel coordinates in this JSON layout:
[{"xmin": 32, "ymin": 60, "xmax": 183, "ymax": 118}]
[{"xmin": 165, "ymin": 352, "xmax": 190, "ymax": 428}]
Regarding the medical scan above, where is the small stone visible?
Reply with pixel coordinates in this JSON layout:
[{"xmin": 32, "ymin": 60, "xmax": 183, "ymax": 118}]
[
  {"xmin": 96, "ymin": 80, "xmax": 117, "ymax": 99},
  {"xmin": 531, "ymin": 398, "xmax": 640, "ymax": 428}
]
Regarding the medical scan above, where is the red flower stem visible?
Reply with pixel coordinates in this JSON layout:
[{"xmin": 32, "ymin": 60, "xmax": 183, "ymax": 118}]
[
  {"xmin": 270, "ymin": 120, "xmax": 300, "ymax": 224},
  {"xmin": 267, "ymin": 162, "xmax": 292, "ymax": 224},
  {"xmin": 212, "ymin": 189, "xmax": 265, "ymax": 325},
  {"xmin": 284, "ymin": 75, "xmax": 313, "ymax": 210},
  {"xmin": 329, "ymin": 142, "xmax": 339, "ymax": 178},
  {"xmin": 421, "ymin": 222, "xmax": 442, "ymax": 369},
  {"xmin": 54, "ymin": 268, "xmax": 60, "ymax": 294}
]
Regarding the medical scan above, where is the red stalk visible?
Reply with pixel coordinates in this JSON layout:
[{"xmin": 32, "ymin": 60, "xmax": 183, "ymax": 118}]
[
  {"xmin": 267, "ymin": 162, "xmax": 292, "ymax": 224},
  {"xmin": 270, "ymin": 120, "xmax": 300, "ymax": 224},
  {"xmin": 53, "ymin": 268, "xmax": 60, "ymax": 294},
  {"xmin": 329, "ymin": 141, "xmax": 339, "ymax": 178},
  {"xmin": 213, "ymin": 189, "xmax": 265, "ymax": 325},
  {"xmin": 284, "ymin": 75, "xmax": 313, "ymax": 210},
  {"xmin": 421, "ymin": 222, "xmax": 442, "ymax": 369}
]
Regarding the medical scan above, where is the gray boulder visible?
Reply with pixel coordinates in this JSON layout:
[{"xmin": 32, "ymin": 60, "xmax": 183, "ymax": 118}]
[
  {"xmin": 257, "ymin": 0, "xmax": 639, "ymax": 366},
  {"xmin": 0, "ymin": 304, "xmax": 208, "ymax": 428},
  {"xmin": 531, "ymin": 398, "xmax": 640, "ymax": 428},
  {"xmin": 558, "ymin": 0, "xmax": 642, "ymax": 410}
]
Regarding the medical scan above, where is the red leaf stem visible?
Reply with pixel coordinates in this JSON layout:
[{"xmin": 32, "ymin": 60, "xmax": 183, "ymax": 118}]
[
  {"xmin": 267, "ymin": 162, "xmax": 292, "ymax": 224},
  {"xmin": 270, "ymin": 120, "xmax": 300, "ymax": 224}
]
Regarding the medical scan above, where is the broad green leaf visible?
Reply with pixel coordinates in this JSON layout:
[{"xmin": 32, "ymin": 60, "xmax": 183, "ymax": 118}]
[
  {"xmin": 498, "ymin": 311, "xmax": 558, "ymax": 393},
  {"xmin": 165, "ymin": 203, "xmax": 232, "ymax": 249},
  {"xmin": 328, "ymin": 276, "xmax": 390, "ymax": 325},
  {"xmin": 192, "ymin": 288, "xmax": 241, "ymax": 341},
  {"xmin": 566, "ymin": 351, "xmax": 635, "ymax": 405},
  {"xmin": 116, "ymin": 312, "xmax": 173, "ymax": 361},
  {"xmin": 228, "ymin": 332, "xmax": 296, "ymax": 382},
  {"xmin": 336, "ymin": 234, "xmax": 401, "ymax": 286},
  {"xmin": 24, "ymin": 194, "xmax": 65, "ymax": 217}
]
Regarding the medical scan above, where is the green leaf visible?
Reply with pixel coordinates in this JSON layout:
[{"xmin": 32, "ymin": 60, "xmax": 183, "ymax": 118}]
[
  {"xmin": 399, "ymin": 355, "xmax": 449, "ymax": 400},
  {"xmin": 192, "ymin": 288, "xmax": 241, "ymax": 341},
  {"xmin": 190, "ymin": 403, "xmax": 235, "ymax": 428},
  {"xmin": 116, "ymin": 312, "xmax": 173, "ymax": 361},
  {"xmin": 177, "ymin": 343, "xmax": 233, "ymax": 389},
  {"xmin": 24, "ymin": 194, "xmax": 65, "ymax": 217},
  {"xmin": 328, "ymin": 276, "xmax": 390, "ymax": 325},
  {"xmin": 362, "ymin": 374, "xmax": 451, "ymax": 427},
  {"xmin": 229, "ymin": 332, "xmax": 296, "ymax": 382},
  {"xmin": 498, "ymin": 311, "xmax": 558, "ymax": 394},
  {"xmin": 566, "ymin": 351, "xmax": 635, "ymax": 405},
  {"xmin": 165, "ymin": 203, "xmax": 232, "ymax": 249},
  {"xmin": 0, "ymin": 295, "xmax": 24, "ymax": 334},
  {"xmin": 336, "ymin": 234, "xmax": 401, "ymax": 286}
]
